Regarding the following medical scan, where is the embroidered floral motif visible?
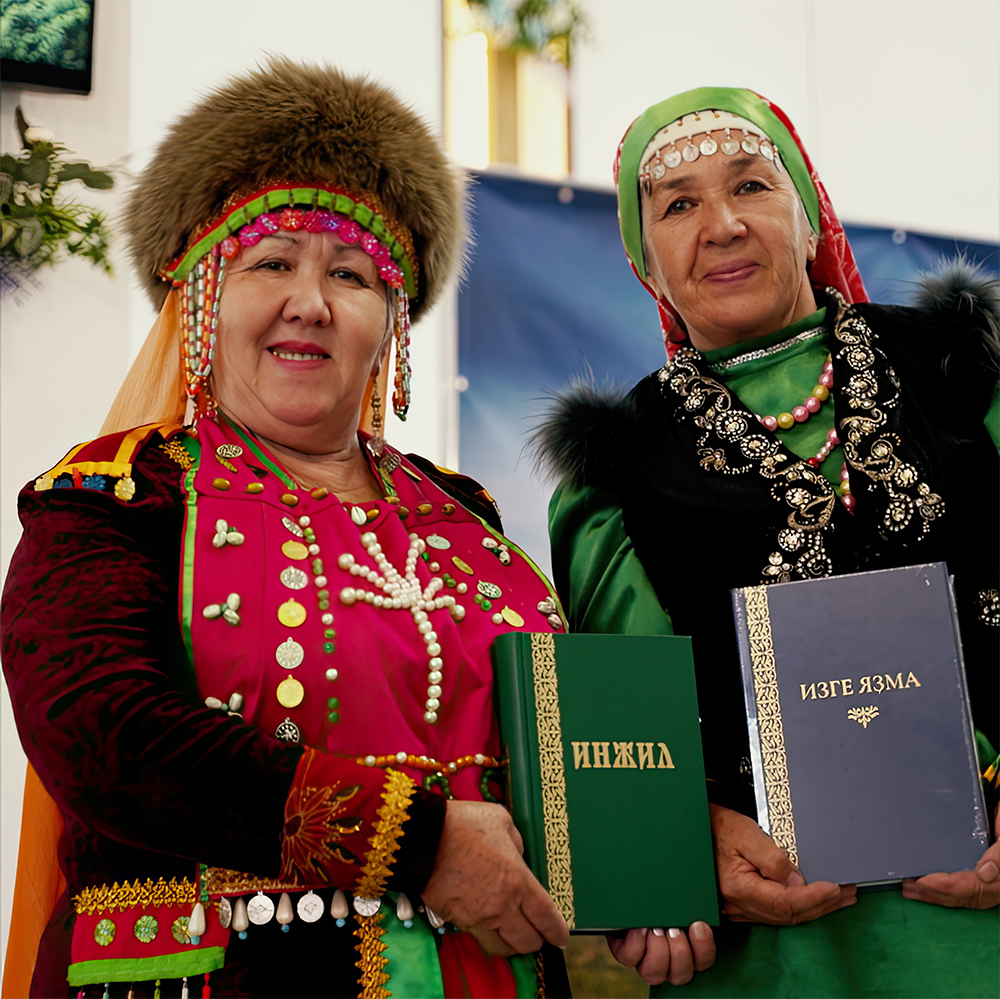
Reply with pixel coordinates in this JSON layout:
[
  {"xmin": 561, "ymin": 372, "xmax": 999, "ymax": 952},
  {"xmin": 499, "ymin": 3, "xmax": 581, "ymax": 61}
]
[
  {"xmin": 829, "ymin": 289, "xmax": 944, "ymax": 541},
  {"xmin": 978, "ymin": 589, "xmax": 999, "ymax": 627},
  {"xmin": 280, "ymin": 773, "xmax": 364, "ymax": 886},
  {"xmin": 659, "ymin": 349, "xmax": 834, "ymax": 582}
]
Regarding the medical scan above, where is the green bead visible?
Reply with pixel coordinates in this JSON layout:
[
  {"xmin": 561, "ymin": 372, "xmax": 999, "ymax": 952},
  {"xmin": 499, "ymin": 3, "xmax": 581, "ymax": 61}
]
[
  {"xmin": 421, "ymin": 551, "xmax": 430, "ymax": 561},
  {"xmin": 324, "ymin": 628, "xmax": 336, "ymax": 639},
  {"xmin": 319, "ymin": 599, "xmax": 330, "ymax": 610},
  {"xmin": 327, "ymin": 711, "xmax": 340, "ymax": 724},
  {"xmin": 323, "ymin": 641, "xmax": 335, "ymax": 653},
  {"xmin": 327, "ymin": 697, "xmax": 340, "ymax": 709},
  {"xmin": 304, "ymin": 528, "xmax": 316, "ymax": 542},
  {"xmin": 444, "ymin": 576, "xmax": 456, "ymax": 588},
  {"xmin": 474, "ymin": 593, "xmax": 483, "ymax": 604},
  {"xmin": 312, "ymin": 558, "xmax": 324, "ymax": 574},
  {"xmin": 317, "ymin": 589, "xmax": 330, "ymax": 599},
  {"xmin": 481, "ymin": 599, "xmax": 492, "ymax": 610}
]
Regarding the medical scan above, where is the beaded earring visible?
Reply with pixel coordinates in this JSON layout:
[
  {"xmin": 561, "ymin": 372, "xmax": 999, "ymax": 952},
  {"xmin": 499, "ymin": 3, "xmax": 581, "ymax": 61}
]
[
  {"xmin": 392, "ymin": 288, "xmax": 412, "ymax": 421},
  {"xmin": 368, "ymin": 379, "xmax": 385, "ymax": 457},
  {"xmin": 179, "ymin": 248, "xmax": 224, "ymax": 422}
]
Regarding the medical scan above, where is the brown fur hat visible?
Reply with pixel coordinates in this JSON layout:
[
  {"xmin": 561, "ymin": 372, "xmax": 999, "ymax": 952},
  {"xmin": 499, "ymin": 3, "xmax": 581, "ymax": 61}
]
[{"xmin": 124, "ymin": 57, "xmax": 465, "ymax": 322}]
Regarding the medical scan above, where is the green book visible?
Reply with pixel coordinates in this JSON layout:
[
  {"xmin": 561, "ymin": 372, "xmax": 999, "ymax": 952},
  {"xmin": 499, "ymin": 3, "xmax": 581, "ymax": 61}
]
[{"xmin": 492, "ymin": 632, "xmax": 719, "ymax": 932}]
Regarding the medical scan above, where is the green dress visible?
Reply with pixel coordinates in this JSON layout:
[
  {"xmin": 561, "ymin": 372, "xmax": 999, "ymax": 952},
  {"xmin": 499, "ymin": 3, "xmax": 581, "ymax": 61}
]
[{"xmin": 549, "ymin": 313, "xmax": 1000, "ymax": 998}]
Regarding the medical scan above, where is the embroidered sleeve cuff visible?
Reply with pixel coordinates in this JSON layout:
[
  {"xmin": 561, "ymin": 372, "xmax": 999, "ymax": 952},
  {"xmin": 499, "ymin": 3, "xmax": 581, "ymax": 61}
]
[{"xmin": 275, "ymin": 748, "xmax": 415, "ymax": 890}]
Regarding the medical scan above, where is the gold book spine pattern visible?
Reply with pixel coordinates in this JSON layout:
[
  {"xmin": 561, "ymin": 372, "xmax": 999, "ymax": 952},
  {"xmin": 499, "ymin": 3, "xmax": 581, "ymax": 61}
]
[
  {"xmin": 744, "ymin": 586, "xmax": 798, "ymax": 866},
  {"xmin": 530, "ymin": 632, "xmax": 576, "ymax": 929}
]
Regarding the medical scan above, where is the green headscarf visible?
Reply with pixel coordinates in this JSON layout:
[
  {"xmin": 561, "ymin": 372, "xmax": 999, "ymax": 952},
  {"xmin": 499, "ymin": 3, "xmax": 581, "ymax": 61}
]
[{"xmin": 615, "ymin": 86, "xmax": 820, "ymax": 283}]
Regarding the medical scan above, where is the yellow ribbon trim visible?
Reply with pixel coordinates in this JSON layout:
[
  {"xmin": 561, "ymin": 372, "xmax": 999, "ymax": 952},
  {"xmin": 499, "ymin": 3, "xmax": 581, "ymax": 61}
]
[{"xmin": 42, "ymin": 422, "xmax": 180, "ymax": 480}]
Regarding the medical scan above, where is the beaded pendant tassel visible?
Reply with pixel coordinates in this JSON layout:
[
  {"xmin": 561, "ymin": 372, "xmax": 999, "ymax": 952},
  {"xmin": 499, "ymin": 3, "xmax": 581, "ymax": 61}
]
[
  {"xmin": 180, "ymin": 249, "xmax": 225, "ymax": 423},
  {"xmin": 392, "ymin": 288, "xmax": 411, "ymax": 421}
]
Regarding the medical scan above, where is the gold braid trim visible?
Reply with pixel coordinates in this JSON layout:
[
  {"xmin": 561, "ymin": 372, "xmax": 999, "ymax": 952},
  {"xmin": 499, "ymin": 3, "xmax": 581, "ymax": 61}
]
[
  {"xmin": 160, "ymin": 440, "xmax": 194, "ymax": 469},
  {"xmin": 354, "ymin": 911, "xmax": 390, "ymax": 999},
  {"xmin": 73, "ymin": 877, "xmax": 197, "ymax": 916},
  {"xmin": 352, "ymin": 768, "xmax": 416, "ymax": 999},
  {"xmin": 353, "ymin": 768, "xmax": 416, "ymax": 899}
]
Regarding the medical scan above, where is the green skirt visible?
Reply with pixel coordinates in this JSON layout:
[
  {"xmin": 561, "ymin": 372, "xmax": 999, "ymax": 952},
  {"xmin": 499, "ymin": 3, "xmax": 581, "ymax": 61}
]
[{"xmin": 651, "ymin": 892, "xmax": 998, "ymax": 998}]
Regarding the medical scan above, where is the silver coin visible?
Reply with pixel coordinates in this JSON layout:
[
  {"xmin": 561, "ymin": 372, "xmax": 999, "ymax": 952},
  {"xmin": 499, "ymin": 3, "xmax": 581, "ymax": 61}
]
[
  {"xmin": 280, "ymin": 566, "xmax": 309, "ymax": 590},
  {"xmin": 217, "ymin": 896, "xmax": 232, "ymax": 929},
  {"xmin": 282, "ymin": 517, "xmax": 304, "ymax": 538},
  {"xmin": 247, "ymin": 894, "xmax": 275, "ymax": 925},
  {"xmin": 353, "ymin": 896, "xmax": 382, "ymax": 917},
  {"xmin": 275, "ymin": 717, "xmax": 301, "ymax": 743},
  {"xmin": 760, "ymin": 141, "xmax": 774, "ymax": 161},
  {"xmin": 699, "ymin": 137, "xmax": 718, "ymax": 156},
  {"xmin": 741, "ymin": 137, "xmax": 759, "ymax": 155},
  {"xmin": 721, "ymin": 139, "xmax": 740, "ymax": 155},
  {"xmin": 426, "ymin": 534, "xmax": 451, "ymax": 550},
  {"xmin": 276, "ymin": 638, "xmax": 305, "ymax": 670},
  {"xmin": 478, "ymin": 581, "xmax": 502, "ymax": 599},
  {"xmin": 297, "ymin": 891, "xmax": 324, "ymax": 923},
  {"xmin": 665, "ymin": 149, "xmax": 682, "ymax": 168},
  {"xmin": 650, "ymin": 162, "xmax": 665, "ymax": 180},
  {"xmin": 682, "ymin": 143, "xmax": 700, "ymax": 162}
]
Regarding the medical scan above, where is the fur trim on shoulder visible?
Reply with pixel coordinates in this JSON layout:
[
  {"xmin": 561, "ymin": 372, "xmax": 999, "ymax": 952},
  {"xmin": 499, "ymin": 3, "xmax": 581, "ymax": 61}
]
[
  {"xmin": 915, "ymin": 256, "xmax": 999, "ymax": 335},
  {"xmin": 529, "ymin": 380, "xmax": 637, "ymax": 485}
]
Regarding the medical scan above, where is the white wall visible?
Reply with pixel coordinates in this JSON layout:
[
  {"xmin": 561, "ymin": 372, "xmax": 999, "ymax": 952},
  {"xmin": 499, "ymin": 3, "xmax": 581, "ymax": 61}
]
[
  {"xmin": 571, "ymin": 0, "xmax": 999, "ymax": 242},
  {"xmin": 2, "ymin": 0, "xmax": 997, "ymax": 977}
]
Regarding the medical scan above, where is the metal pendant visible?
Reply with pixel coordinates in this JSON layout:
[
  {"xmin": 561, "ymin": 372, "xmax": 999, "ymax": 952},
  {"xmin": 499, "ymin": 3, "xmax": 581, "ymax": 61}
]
[
  {"xmin": 278, "ymin": 598, "xmax": 307, "ymax": 628},
  {"xmin": 426, "ymin": 534, "xmax": 451, "ymax": 550},
  {"xmin": 650, "ymin": 161, "xmax": 666, "ymax": 180},
  {"xmin": 217, "ymin": 897, "xmax": 232, "ymax": 929},
  {"xmin": 276, "ymin": 637, "xmax": 305, "ymax": 670},
  {"xmin": 247, "ymin": 893, "xmax": 275, "ymax": 926},
  {"xmin": 297, "ymin": 891, "xmax": 324, "ymax": 923},
  {"xmin": 275, "ymin": 717, "xmax": 301, "ymax": 743},
  {"xmin": 277, "ymin": 676, "xmax": 305, "ymax": 708},
  {"xmin": 665, "ymin": 148, "xmax": 682, "ymax": 168},
  {"xmin": 721, "ymin": 138, "xmax": 740, "ymax": 155},
  {"xmin": 281, "ymin": 540, "xmax": 309, "ymax": 561},
  {"xmin": 380, "ymin": 453, "xmax": 401, "ymax": 474},
  {"xmin": 699, "ymin": 137, "xmax": 718, "ymax": 156},
  {"xmin": 216, "ymin": 444, "xmax": 243, "ymax": 460},
  {"xmin": 477, "ymin": 581, "xmax": 502, "ymax": 599},
  {"xmin": 353, "ymin": 896, "xmax": 381, "ymax": 917},
  {"xmin": 280, "ymin": 566, "xmax": 309, "ymax": 590},
  {"xmin": 741, "ymin": 136, "xmax": 760, "ymax": 155},
  {"xmin": 282, "ymin": 517, "xmax": 304, "ymax": 538}
]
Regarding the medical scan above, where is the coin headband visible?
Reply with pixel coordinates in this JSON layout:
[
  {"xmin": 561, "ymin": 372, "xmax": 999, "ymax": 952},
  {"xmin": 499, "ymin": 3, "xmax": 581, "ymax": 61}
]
[{"xmin": 638, "ymin": 111, "xmax": 781, "ymax": 185}]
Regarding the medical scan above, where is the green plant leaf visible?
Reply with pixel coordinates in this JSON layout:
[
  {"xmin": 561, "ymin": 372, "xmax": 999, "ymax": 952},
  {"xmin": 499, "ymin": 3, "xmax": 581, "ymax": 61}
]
[
  {"xmin": 22, "ymin": 158, "xmax": 50, "ymax": 187},
  {"xmin": 0, "ymin": 173, "xmax": 12, "ymax": 205},
  {"xmin": 1, "ymin": 219, "xmax": 15, "ymax": 249},
  {"xmin": 60, "ymin": 162, "xmax": 114, "ymax": 189},
  {"xmin": 14, "ymin": 217, "xmax": 44, "ymax": 256}
]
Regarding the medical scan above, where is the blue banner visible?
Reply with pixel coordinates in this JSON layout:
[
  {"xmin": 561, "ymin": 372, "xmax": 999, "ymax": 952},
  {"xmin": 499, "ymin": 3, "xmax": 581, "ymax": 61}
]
[{"xmin": 458, "ymin": 171, "xmax": 998, "ymax": 577}]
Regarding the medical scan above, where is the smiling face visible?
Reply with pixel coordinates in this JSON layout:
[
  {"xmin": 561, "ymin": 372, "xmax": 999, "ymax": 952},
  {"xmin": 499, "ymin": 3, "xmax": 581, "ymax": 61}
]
[
  {"xmin": 640, "ymin": 134, "xmax": 819, "ymax": 351},
  {"xmin": 213, "ymin": 230, "xmax": 389, "ymax": 451}
]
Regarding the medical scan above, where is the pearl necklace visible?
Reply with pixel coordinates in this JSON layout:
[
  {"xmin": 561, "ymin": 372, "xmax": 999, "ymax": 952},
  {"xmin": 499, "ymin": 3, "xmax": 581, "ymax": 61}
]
[
  {"xmin": 338, "ymin": 530, "xmax": 465, "ymax": 724},
  {"xmin": 756, "ymin": 354, "xmax": 833, "ymax": 431}
]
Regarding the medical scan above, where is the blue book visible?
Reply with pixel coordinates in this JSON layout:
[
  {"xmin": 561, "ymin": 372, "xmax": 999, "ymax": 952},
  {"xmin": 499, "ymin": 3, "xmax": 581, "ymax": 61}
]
[{"xmin": 732, "ymin": 562, "xmax": 989, "ymax": 885}]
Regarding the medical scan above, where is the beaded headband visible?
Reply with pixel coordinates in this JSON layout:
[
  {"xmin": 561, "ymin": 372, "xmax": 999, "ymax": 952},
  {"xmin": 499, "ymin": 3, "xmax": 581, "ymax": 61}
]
[
  {"xmin": 638, "ymin": 111, "xmax": 782, "ymax": 185},
  {"xmin": 165, "ymin": 183, "xmax": 416, "ymax": 425},
  {"xmin": 161, "ymin": 184, "xmax": 419, "ymax": 300}
]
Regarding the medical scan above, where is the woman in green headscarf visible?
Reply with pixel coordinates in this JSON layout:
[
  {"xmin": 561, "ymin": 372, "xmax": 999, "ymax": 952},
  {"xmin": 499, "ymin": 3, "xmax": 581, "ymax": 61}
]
[{"xmin": 536, "ymin": 87, "xmax": 999, "ymax": 995}]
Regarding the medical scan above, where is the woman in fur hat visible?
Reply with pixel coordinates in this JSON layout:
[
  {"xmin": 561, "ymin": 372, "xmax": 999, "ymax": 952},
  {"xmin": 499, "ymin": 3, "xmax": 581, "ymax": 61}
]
[
  {"xmin": 535, "ymin": 87, "xmax": 998, "ymax": 995},
  {"xmin": 0, "ymin": 59, "xmax": 605, "ymax": 998}
]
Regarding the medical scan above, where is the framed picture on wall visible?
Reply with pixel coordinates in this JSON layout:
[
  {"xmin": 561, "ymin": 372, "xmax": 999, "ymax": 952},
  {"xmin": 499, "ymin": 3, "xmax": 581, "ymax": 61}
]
[{"xmin": 1, "ymin": 0, "xmax": 96, "ymax": 96}]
